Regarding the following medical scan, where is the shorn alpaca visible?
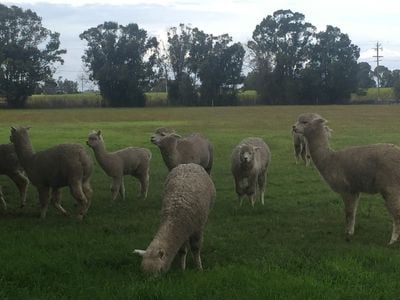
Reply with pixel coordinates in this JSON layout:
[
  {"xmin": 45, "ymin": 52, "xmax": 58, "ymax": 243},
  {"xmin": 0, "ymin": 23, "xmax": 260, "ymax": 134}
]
[
  {"xmin": 86, "ymin": 130, "xmax": 151, "ymax": 201},
  {"xmin": 10, "ymin": 126, "xmax": 93, "ymax": 220},
  {"xmin": 293, "ymin": 113, "xmax": 400, "ymax": 244},
  {"xmin": 231, "ymin": 137, "xmax": 271, "ymax": 206}
]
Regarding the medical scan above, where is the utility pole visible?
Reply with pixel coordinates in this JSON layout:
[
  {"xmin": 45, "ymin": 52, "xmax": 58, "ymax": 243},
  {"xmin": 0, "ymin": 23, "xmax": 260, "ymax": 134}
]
[{"xmin": 373, "ymin": 42, "xmax": 383, "ymax": 101}]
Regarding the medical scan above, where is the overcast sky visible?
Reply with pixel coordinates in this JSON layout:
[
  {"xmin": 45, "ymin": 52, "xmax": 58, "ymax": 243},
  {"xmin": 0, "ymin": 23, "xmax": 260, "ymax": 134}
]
[{"xmin": 4, "ymin": 0, "xmax": 400, "ymax": 81}]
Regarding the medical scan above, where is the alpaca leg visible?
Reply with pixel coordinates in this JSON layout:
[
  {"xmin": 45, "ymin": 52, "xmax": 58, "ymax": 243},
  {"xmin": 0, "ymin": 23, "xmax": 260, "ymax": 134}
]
[
  {"xmin": 119, "ymin": 179, "xmax": 126, "ymax": 201},
  {"xmin": 82, "ymin": 180, "xmax": 93, "ymax": 210},
  {"xmin": 304, "ymin": 141, "xmax": 311, "ymax": 167},
  {"xmin": 70, "ymin": 183, "xmax": 88, "ymax": 221},
  {"xmin": 382, "ymin": 192, "xmax": 400, "ymax": 245},
  {"xmin": 51, "ymin": 189, "xmax": 69, "ymax": 216},
  {"xmin": 300, "ymin": 143, "xmax": 307, "ymax": 164},
  {"xmin": 342, "ymin": 192, "xmax": 360, "ymax": 240},
  {"xmin": 235, "ymin": 178, "xmax": 245, "ymax": 206},
  {"xmin": 38, "ymin": 187, "xmax": 50, "ymax": 219},
  {"xmin": 138, "ymin": 171, "xmax": 149, "ymax": 200},
  {"xmin": 9, "ymin": 171, "xmax": 29, "ymax": 208},
  {"xmin": 294, "ymin": 144, "xmax": 301, "ymax": 164},
  {"xmin": 178, "ymin": 242, "xmax": 189, "ymax": 270},
  {"xmin": 257, "ymin": 172, "xmax": 266, "ymax": 205},
  {"xmin": 190, "ymin": 232, "xmax": 204, "ymax": 271},
  {"xmin": 248, "ymin": 194, "xmax": 255, "ymax": 207},
  {"xmin": 0, "ymin": 187, "xmax": 6, "ymax": 210},
  {"xmin": 111, "ymin": 177, "xmax": 122, "ymax": 202}
]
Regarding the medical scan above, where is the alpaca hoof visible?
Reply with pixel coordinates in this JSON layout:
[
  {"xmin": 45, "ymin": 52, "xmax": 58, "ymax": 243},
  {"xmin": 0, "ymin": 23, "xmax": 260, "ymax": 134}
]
[{"xmin": 345, "ymin": 233, "xmax": 353, "ymax": 242}]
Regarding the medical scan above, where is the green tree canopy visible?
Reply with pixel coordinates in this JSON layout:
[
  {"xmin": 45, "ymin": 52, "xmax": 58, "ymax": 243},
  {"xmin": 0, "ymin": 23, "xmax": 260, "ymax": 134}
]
[
  {"xmin": 356, "ymin": 62, "xmax": 376, "ymax": 89},
  {"xmin": 304, "ymin": 25, "xmax": 360, "ymax": 104},
  {"xmin": 248, "ymin": 9, "xmax": 316, "ymax": 104},
  {"xmin": 164, "ymin": 24, "xmax": 244, "ymax": 106},
  {"xmin": 0, "ymin": 4, "xmax": 66, "ymax": 108},
  {"xmin": 80, "ymin": 22, "xmax": 158, "ymax": 107}
]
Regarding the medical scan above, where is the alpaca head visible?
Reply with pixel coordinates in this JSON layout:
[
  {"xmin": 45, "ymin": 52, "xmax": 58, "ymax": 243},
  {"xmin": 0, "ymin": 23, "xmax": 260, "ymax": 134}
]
[
  {"xmin": 133, "ymin": 246, "xmax": 169, "ymax": 276},
  {"xmin": 10, "ymin": 126, "xmax": 31, "ymax": 147},
  {"xmin": 150, "ymin": 127, "xmax": 180, "ymax": 146},
  {"xmin": 86, "ymin": 130, "xmax": 104, "ymax": 149},
  {"xmin": 293, "ymin": 113, "xmax": 331, "ymax": 138},
  {"xmin": 239, "ymin": 144, "xmax": 260, "ymax": 166}
]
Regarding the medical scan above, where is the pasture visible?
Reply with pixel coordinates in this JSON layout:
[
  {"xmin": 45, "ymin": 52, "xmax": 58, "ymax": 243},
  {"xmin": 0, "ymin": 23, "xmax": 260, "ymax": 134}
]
[{"xmin": 1, "ymin": 105, "xmax": 400, "ymax": 299}]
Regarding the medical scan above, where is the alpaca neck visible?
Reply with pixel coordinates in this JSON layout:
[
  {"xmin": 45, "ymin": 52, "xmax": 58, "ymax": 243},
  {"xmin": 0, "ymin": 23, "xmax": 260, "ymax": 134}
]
[
  {"xmin": 306, "ymin": 129, "xmax": 335, "ymax": 173},
  {"xmin": 93, "ymin": 142, "xmax": 110, "ymax": 164},
  {"xmin": 14, "ymin": 139, "xmax": 35, "ymax": 172},
  {"xmin": 160, "ymin": 139, "xmax": 179, "ymax": 169}
]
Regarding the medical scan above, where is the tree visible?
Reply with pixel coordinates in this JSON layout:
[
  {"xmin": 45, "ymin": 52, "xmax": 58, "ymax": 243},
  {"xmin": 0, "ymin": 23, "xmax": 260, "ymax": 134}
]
[
  {"xmin": 393, "ymin": 80, "xmax": 400, "ymax": 103},
  {"xmin": 375, "ymin": 65, "xmax": 393, "ymax": 87},
  {"xmin": 248, "ymin": 9, "xmax": 315, "ymax": 104},
  {"xmin": 302, "ymin": 26, "xmax": 360, "ymax": 104},
  {"xmin": 57, "ymin": 77, "xmax": 78, "ymax": 94},
  {"xmin": 80, "ymin": 22, "xmax": 158, "ymax": 107},
  {"xmin": 164, "ymin": 24, "xmax": 245, "ymax": 106},
  {"xmin": 356, "ymin": 62, "xmax": 375, "ymax": 90},
  {"xmin": 0, "ymin": 4, "xmax": 66, "ymax": 108},
  {"xmin": 165, "ymin": 24, "xmax": 197, "ymax": 105},
  {"xmin": 190, "ymin": 30, "xmax": 245, "ymax": 106}
]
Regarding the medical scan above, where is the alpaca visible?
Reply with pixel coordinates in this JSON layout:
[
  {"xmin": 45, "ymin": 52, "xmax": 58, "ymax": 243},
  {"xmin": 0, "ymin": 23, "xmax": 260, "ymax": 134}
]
[
  {"xmin": 150, "ymin": 127, "xmax": 213, "ymax": 174},
  {"xmin": 231, "ymin": 137, "xmax": 271, "ymax": 206},
  {"xmin": 293, "ymin": 113, "xmax": 400, "ymax": 244},
  {"xmin": 10, "ymin": 126, "xmax": 93, "ymax": 220},
  {"xmin": 134, "ymin": 163, "xmax": 215, "ymax": 275},
  {"xmin": 86, "ymin": 130, "xmax": 151, "ymax": 201}
]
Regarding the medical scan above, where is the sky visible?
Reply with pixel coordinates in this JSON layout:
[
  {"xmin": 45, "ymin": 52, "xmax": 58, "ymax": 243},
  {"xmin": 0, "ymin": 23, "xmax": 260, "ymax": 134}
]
[{"xmin": 3, "ymin": 0, "xmax": 400, "ymax": 82}]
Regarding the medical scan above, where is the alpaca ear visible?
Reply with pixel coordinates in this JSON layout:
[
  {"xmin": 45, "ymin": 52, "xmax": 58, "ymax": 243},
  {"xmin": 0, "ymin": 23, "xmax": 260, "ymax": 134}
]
[
  {"xmin": 314, "ymin": 117, "xmax": 327, "ymax": 124},
  {"xmin": 25, "ymin": 126, "xmax": 31, "ymax": 130},
  {"xmin": 133, "ymin": 249, "xmax": 146, "ymax": 257},
  {"xmin": 97, "ymin": 130, "xmax": 102, "ymax": 136},
  {"xmin": 171, "ymin": 133, "xmax": 181, "ymax": 138},
  {"xmin": 11, "ymin": 126, "xmax": 16, "ymax": 132}
]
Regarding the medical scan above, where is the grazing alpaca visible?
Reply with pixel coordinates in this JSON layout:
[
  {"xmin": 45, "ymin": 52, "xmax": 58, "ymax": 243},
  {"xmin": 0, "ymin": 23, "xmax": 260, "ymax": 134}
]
[
  {"xmin": 10, "ymin": 126, "xmax": 93, "ymax": 220},
  {"xmin": 134, "ymin": 163, "xmax": 215, "ymax": 275},
  {"xmin": 293, "ymin": 113, "xmax": 400, "ymax": 244}
]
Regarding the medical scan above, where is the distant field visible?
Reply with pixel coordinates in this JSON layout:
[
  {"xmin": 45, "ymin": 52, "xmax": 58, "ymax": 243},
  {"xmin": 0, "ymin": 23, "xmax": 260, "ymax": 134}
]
[
  {"xmin": 24, "ymin": 91, "xmax": 259, "ymax": 108},
  {"xmin": 1, "ymin": 106, "xmax": 400, "ymax": 298},
  {"xmin": 351, "ymin": 87, "xmax": 395, "ymax": 103},
  {"xmin": 21, "ymin": 87, "xmax": 396, "ymax": 108}
]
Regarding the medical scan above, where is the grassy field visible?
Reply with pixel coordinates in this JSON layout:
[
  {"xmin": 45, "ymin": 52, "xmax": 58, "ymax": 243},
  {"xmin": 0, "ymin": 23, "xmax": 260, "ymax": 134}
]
[{"xmin": 1, "ymin": 105, "xmax": 400, "ymax": 299}]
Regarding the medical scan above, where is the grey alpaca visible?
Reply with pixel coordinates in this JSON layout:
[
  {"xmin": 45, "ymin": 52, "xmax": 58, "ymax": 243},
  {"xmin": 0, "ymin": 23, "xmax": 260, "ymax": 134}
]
[
  {"xmin": 150, "ymin": 127, "xmax": 213, "ymax": 174},
  {"xmin": 134, "ymin": 163, "xmax": 216, "ymax": 275},
  {"xmin": 0, "ymin": 143, "xmax": 29, "ymax": 209},
  {"xmin": 293, "ymin": 113, "xmax": 400, "ymax": 244},
  {"xmin": 10, "ymin": 126, "xmax": 93, "ymax": 220},
  {"xmin": 231, "ymin": 137, "xmax": 271, "ymax": 206},
  {"xmin": 86, "ymin": 130, "xmax": 151, "ymax": 201}
]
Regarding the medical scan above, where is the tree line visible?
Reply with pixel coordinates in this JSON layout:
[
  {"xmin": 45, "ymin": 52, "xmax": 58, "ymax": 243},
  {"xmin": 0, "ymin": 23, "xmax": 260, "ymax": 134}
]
[{"xmin": 0, "ymin": 4, "xmax": 399, "ymax": 108}]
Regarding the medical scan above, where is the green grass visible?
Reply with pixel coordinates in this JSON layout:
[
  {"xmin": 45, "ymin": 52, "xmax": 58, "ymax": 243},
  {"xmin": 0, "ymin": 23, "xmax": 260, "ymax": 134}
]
[{"xmin": 1, "ymin": 106, "xmax": 400, "ymax": 299}]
